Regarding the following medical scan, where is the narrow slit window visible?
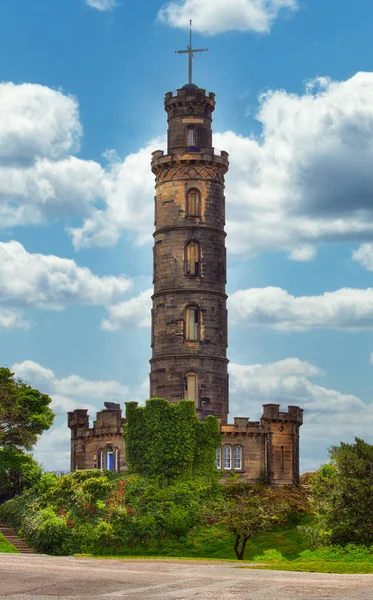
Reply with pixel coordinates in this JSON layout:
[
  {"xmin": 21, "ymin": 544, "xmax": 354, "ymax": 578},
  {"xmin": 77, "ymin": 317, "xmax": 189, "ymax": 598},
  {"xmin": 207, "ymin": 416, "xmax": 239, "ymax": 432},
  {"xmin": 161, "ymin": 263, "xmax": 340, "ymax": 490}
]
[
  {"xmin": 234, "ymin": 446, "xmax": 242, "ymax": 470},
  {"xmin": 215, "ymin": 447, "xmax": 221, "ymax": 470},
  {"xmin": 186, "ymin": 306, "xmax": 199, "ymax": 340},
  {"xmin": 186, "ymin": 241, "xmax": 199, "ymax": 275},
  {"xmin": 281, "ymin": 446, "xmax": 284, "ymax": 471},
  {"xmin": 185, "ymin": 372, "xmax": 198, "ymax": 403},
  {"xmin": 188, "ymin": 127, "xmax": 195, "ymax": 146},
  {"xmin": 223, "ymin": 446, "xmax": 231, "ymax": 470},
  {"xmin": 187, "ymin": 189, "xmax": 200, "ymax": 216}
]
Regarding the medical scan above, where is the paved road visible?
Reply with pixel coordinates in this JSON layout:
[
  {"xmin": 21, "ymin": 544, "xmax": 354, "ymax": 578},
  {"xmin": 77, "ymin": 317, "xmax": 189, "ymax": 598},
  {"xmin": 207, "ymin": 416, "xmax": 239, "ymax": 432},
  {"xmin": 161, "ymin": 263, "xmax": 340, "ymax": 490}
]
[{"xmin": 1, "ymin": 554, "xmax": 373, "ymax": 600}]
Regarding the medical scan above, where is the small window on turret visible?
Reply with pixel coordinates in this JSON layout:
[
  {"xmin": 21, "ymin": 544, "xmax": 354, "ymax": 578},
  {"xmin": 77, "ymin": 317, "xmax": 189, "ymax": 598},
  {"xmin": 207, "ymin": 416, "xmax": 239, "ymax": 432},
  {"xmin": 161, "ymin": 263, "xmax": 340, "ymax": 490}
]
[
  {"xmin": 187, "ymin": 127, "xmax": 196, "ymax": 147},
  {"xmin": 186, "ymin": 189, "xmax": 200, "ymax": 216}
]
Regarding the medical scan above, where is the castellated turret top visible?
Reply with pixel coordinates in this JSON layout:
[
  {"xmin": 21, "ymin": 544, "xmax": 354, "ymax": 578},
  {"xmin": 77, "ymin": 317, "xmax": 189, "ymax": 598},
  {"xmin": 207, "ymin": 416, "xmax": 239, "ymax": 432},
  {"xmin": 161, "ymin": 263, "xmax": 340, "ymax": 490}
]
[{"xmin": 164, "ymin": 86, "xmax": 216, "ymax": 156}]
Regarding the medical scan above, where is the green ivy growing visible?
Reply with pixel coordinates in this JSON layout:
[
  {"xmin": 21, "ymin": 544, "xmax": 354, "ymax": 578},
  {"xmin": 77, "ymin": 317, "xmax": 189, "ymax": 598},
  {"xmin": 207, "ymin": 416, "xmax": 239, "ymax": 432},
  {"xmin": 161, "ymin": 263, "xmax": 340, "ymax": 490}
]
[{"xmin": 124, "ymin": 398, "xmax": 222, "ymax": 482}]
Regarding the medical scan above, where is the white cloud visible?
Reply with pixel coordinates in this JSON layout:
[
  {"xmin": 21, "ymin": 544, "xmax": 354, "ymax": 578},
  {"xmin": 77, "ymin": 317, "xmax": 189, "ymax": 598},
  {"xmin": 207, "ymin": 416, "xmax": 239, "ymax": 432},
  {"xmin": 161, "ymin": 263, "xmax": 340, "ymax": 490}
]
[
  {"xmin": 0, "ymin": 82, "xmax": 104, "ymax": 228},
  {"xmin": 0, "ymin": 308, "xmax": 30, "ymax": 330},
  {"xmin": 85, "ymin": 0, "xmax": 118, "ymax": 10},
  {"xmin": 33, "ymin": 426, "xmax": 71, "ymax": 472},
  {"xmin": 229, "ymin": 358, "xmax": 373, "ymax": 470},
  {"xmin": 230, "ymin": 286, "xmax": 373, "ymax": 331},
  {"xmin": 102, "ymin": 288, "xmax": 152, "ymax": 330},
  {"xmin": 12, "ymin": 360, "xmax": 129, "ymax": 411},
  {"xmin": 68, "ymin": 140, "xmax": 164, "ymax": 250},
  {"xmin": 352, "ymin": 243, "xmax": 373, "ymax": 271},
  {"xmin": 0, "ymin": 83, "xmax": 81, "ymax": 161},
  {"xmin": 158, "ymin": 0, "xmax": 297, "ymax": 34},
  {"xmin": 288, "ymin": 245, "xmax": 317, "ymax": 262},
  {"xmin": 0, "ymin": 240, "xmax": 132, "ymax": 312},
  {"xmin": 214, "ymin": 73, "xmax": 373, "ymax": 257}
]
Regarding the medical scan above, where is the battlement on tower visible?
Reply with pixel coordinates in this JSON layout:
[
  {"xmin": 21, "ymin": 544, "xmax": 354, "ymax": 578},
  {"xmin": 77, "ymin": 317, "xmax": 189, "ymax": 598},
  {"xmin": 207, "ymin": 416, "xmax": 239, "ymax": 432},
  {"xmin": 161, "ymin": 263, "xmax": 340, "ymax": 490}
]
[{"xmin": 165, "ymin": 86, "xmax": 215, "ymax": 108}]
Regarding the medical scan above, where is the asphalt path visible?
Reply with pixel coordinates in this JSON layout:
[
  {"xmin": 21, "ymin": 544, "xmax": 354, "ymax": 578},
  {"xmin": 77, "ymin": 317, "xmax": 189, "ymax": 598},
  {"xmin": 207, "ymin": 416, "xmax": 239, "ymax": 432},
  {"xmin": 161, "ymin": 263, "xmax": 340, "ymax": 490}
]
[{"xmin": 1, "ymin": 554, "xmax": 373, "ymax": 600}]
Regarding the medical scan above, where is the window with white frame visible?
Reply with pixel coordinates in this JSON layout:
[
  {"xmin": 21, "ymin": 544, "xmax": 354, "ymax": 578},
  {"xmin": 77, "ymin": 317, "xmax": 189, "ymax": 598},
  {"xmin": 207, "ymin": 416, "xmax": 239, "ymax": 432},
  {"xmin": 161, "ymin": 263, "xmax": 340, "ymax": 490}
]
[
  {"xmin": 234, "ymin": 446, "xmax": 242, "ymax": 470},
  {"xmin": 215, "ymin": 447, "xmax": 221, "ymax": 470},
  {"xmin": 223, "ymin": 445, "xmax": 231, "ymax": 470}
]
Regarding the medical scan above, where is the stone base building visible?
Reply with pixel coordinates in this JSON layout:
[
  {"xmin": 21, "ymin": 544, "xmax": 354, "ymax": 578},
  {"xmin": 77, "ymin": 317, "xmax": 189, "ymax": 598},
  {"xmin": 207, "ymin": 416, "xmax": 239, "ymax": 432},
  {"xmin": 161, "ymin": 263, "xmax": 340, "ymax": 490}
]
[{"xmin": 68, "ymin": 402, "xmax": 303, "ymax": 485}]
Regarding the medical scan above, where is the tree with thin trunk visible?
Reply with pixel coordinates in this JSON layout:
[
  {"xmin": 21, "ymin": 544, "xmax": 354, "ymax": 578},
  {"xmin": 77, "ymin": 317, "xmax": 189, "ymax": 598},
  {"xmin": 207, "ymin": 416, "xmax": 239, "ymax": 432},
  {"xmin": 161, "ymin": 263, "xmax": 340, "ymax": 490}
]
[{"xmin": 206, "ymin": 489, "xmax": 289, "ymax": 560}]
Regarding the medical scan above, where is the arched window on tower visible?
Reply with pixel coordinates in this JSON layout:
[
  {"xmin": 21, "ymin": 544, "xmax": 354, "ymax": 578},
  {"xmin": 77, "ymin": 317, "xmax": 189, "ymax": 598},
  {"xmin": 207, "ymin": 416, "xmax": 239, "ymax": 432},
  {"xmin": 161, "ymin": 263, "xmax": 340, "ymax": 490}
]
[
  {"xmin": 187, "ymin": 127, "xmax": 196, "ymax": 147},
  {"xmin": 186, "ymin": 189, "xmax": 200, "ymax": 217},
  {"xmin": 185, "ymin": 371, "xmax": 198, "ymax": 404},
  {"xmin": 185, "ymin": 241, "xmax": 200, "ymax": 276},
  {"xmin": 185, "ymin": 305, "xmax": 200, "ymax": 341}
]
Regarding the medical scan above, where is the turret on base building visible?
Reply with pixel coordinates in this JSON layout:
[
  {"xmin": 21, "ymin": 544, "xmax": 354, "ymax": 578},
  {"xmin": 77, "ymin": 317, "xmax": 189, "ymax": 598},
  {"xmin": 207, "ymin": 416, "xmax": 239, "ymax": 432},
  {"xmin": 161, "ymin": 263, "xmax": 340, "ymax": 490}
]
[{"xmin": 68, "ymin": 403, "xmax": 126, "ymax": 472}]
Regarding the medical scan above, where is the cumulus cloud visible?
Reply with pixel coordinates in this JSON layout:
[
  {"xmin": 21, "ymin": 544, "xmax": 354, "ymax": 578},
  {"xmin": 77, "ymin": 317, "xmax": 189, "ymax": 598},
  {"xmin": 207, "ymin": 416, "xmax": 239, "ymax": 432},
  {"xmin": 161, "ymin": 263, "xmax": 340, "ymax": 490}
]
[
  {"xmin": 213, "ymin": 73, "xmax": 373, "ymax": 257},
  {"xmin": 158, "ymin": 0, "xmax": 297, "ymax": 34},
  {"xmin": 0, "ymin": 241, "xmax": 132, "ymax": 311},
  {"xmin": 0, "ymin": 82, "xmax": 104, "ymax": 228},
  {"xmin": 12, "ymin": 360, "xmax": 129, "ymax": 403},
  {"xmin": 85, "ymin": 0, "xmax": 118, "ymax": 10},
  {"xmin": 288, "ymin": 245, "xmax": 317, "ymax": 262},
  {"xmin": 68, "ymin": 140, "xmax": 164, "ymax": 250},
  {"xmin": 352, "ymin": 243, "xmax": 373, "ymax": 271},
  {"xmin": 229, "ymin": 358, "xmax": 373, "ymax": 470},
  {"xmin": 102, "ymin": 288, "xmax": 152, "ymax": 330},
  {"xmin": 0, "ymin": 308, "xmax": 30, "ymax": 330},
  {"xmin": 230, "ymin": 286, "xmax": 373, "ymax": 331},
  {"xmin": 0, "ymin": 83, "xmax": 81, "ymax": 162}
]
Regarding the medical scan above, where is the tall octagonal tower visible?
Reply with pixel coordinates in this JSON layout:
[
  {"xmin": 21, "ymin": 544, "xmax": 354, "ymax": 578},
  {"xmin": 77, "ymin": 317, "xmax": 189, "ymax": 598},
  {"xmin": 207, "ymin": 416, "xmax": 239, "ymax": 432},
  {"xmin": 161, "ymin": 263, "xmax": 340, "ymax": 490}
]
[{"xmin": 150, "ymin": 82, "xmax": 229, "ymax": 423}]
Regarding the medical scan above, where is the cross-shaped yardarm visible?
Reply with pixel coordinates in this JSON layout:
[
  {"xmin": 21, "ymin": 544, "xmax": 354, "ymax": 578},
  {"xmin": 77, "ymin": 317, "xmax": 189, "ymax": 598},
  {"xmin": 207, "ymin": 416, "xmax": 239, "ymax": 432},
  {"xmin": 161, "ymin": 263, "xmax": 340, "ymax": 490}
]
[{"xmin": 175, "ymin": 20, "xmax": 208, "ymax": 85}]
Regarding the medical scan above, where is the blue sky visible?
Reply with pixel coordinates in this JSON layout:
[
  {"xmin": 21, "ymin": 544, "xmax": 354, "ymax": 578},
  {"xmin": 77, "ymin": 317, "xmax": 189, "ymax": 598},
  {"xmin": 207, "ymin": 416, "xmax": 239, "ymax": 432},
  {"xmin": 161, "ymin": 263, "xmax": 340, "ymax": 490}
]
[{"xmin": 2, "ymin": 0, "xmax": 373, "ymax": 472}]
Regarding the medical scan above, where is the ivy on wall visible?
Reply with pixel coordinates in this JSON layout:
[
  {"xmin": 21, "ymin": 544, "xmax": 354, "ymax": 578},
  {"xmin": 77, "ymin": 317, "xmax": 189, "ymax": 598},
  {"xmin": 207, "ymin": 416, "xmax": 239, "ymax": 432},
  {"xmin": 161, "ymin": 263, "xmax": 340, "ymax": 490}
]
[{"xmin": 124, "ymin": 398, "xmax": 222, "ymax": 481}]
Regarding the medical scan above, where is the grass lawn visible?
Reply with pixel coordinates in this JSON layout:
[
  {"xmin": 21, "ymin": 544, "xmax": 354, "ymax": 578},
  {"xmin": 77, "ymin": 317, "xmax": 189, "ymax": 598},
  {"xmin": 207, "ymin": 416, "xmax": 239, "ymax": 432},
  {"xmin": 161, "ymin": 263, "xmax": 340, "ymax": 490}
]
[
  {"xmin": 242, "ymin": 548, "xmax": 373, "ymax": 574},
  {"xmin": 0, "ymin": 532, "xmax": 18, "ymax": 553},
  {"xmin": 81, "ymin": 523, "xmax": 373, "ymax": 574}
]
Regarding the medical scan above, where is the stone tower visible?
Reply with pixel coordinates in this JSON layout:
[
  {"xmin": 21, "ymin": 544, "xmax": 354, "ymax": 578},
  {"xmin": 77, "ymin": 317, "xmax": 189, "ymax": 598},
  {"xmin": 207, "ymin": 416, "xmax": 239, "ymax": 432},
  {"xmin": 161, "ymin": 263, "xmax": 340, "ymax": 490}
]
[{"xmin": 150, "ymin": 83, "xmax": 229, "ymax": 423}]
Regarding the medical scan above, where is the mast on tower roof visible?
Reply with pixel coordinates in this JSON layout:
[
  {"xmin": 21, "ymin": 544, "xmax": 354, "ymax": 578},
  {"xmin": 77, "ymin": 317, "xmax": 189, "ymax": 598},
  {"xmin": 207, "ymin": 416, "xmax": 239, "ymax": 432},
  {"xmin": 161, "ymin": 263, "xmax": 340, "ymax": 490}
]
[{"xmin": 175, "ymin": 20, "xmax": 208, "ymax": 85}]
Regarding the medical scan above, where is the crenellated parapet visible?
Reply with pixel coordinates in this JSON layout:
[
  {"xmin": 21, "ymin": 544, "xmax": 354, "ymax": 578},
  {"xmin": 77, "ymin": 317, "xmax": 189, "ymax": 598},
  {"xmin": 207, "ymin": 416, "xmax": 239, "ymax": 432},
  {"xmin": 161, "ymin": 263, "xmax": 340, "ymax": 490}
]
[
  {"xmin": 68, "ymin": 405, "xmax": 126, "ymax": 472},
  {"xmin": 219, "ymin": 404, "xmax": 303, "ymax": 485}
]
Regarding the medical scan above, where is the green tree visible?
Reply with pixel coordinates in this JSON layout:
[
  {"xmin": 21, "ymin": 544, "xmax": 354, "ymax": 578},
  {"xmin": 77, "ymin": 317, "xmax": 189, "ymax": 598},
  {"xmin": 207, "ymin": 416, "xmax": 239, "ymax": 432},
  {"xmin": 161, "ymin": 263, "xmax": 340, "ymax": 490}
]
[
  {"xmin": 0, "ymin": 367, "xmax": 54, "ymax": 450},
  {"xmin": 0, "ymin": 368, "xmax": 54, "ymax": 497},
  {"xmin": 0, "ymin": 448, "xmax": 42, "ymax": 497},
  {"xmin": 207, "ymin": 488, "xmax": 289, "ymax": 560},
  {"xmin": 124, "ymin": 398, "xmax": 221, "ymax": 482},
  {"xmin": 312, "ymin": 438, "xmax": 373, "ymax": 546}
]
